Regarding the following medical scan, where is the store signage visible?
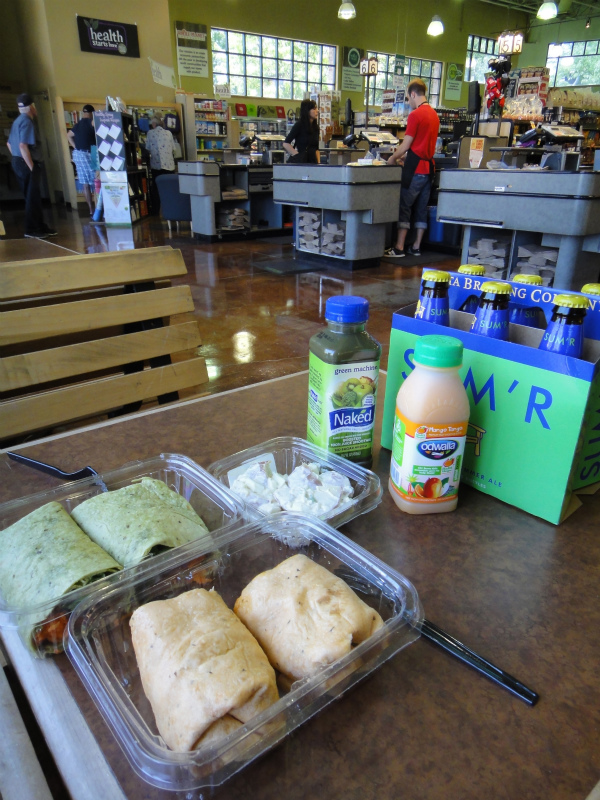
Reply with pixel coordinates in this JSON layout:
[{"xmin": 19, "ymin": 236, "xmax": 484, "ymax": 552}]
[
  {"xmin": 214, "ymin": 84, "xmax": 231, "ymax": 99},
  {"xmin": 148, "ymin": 58, "xmax": 177, "ymax": 89},
  {"xmin": 392, "ymin": 55, "xmax": 406, "ymax": 91},
  {"xmin": 341, "ymin": 46, "xmax": 364, "ymax": 92},
  {"xmin": 359, "ymin": 57, "xmax": 378, "ymax": 76},
  {"xmin": 77, "ymin": 16, "xmax": 140, "ymax": 58},
  {"xmin": 498, "ymin": 31, "xmax": 524, "ymax": 55},
  {"xmin": 175, "ymin": 20, "xmax": 209, "ymax": 78},
  {"xmin": 468, "ymin": 137, "xmax": 485, "ymax": 169},
  {"xmin": 444, "ymin": 62, "xmax": 464, "ymax": 102}
]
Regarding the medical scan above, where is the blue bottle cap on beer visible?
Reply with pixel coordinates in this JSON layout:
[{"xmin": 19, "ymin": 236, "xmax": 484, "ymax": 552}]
[{"xmin": 325, "ymin": 296, "xmax": 369, "ymax": 323}]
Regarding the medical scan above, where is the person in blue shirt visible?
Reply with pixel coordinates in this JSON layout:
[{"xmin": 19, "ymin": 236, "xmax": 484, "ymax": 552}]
[
  {"xmin": 67, "ymin": 104, "xmax": 97, "ymax": 216},
  {"xmin": 7, "ymin": 92, "xmax": 57, "ymax": 238}
]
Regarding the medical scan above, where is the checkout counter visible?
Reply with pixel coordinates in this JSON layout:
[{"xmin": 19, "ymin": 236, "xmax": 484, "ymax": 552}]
[
  {"xmin": 437, "ymin": 124, "xmax": 600, "ymax": 290},
  {"xmin": 273, "ymin": 163, "xmax": 402, "ymax": 269},
  {"xmin": 178, "ymin": 160, "xmax": 286, "ymax": 239}
]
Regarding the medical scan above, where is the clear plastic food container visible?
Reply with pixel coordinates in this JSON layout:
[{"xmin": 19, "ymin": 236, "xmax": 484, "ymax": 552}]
[
  {"xmin": 0, "ymin": 453, "xmax": 246, "ymax": 656},
  {"xmin": 65, "ymin": 512, "xmax": 422, "ymax": 791},
  {"xmin": 207, "ymin": 436, "xmax": 382, "ymax": 527}
]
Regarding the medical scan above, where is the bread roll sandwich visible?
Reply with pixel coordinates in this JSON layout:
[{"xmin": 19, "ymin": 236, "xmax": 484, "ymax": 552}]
[
  {"xmin": 234, "ymin": 554, "xmax": 383, "ymax": 681},
  {"xmin": 130, "ymin": 588, "xmax": 279, "ymax": 752}
]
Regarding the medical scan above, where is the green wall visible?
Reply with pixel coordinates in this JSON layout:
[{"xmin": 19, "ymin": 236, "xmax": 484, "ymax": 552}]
[
  {"xmin": 168, "ymin": 0, "xmax": 527, "ymax": 110},
  {"xmin": 521, "ymin": 16, "xmax": 600, "ymax": 68}
]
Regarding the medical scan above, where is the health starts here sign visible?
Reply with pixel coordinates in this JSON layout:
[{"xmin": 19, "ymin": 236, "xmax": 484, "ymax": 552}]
[{"xmin": 77, "ymin": 16, "xmax": 140, "ymax": 58}]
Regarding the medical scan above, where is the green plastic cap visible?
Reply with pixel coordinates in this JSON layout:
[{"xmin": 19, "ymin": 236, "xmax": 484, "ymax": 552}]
[{"xmin": 414, "ymin": 335, "xmax": 464, "ymax": 368}]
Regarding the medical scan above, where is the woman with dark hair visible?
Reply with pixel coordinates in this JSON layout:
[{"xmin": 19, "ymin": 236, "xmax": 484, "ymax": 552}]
[{"xmin": 283, "ymin": 100, "xmax": 320, "ymax": 164}]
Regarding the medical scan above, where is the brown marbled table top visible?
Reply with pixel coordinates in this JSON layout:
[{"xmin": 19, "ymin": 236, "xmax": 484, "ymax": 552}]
[{"xmin": 1, "ymin": 372, "xmax": 599, "ymax": 800}]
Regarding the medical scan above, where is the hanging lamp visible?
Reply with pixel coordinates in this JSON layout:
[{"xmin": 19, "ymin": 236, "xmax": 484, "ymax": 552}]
[
  {"xmin": 338, "ymin": 1, "xmax": 356, "ymax": 20},
  {"xmin": 427, "ymin": 15, "xmax": 444, "ymax": 36},
  {"xmin": 537, "ymin": 2, "xmax": 558, "ymax": 20}
]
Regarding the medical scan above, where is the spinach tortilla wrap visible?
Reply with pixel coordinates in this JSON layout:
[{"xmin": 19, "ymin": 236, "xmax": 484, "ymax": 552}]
[
  {"xmin": 71, "ymin": 477, "xmax": 212, "ymax": 567},
  {"xmin": 0, "ymin": 501, "xmax": 121, "ymax": 653}
]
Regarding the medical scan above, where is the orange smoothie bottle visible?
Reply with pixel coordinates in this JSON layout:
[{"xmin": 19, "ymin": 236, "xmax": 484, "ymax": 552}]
[{"xmin": 389, "ymin": 335, "xmax": 470, "ymax": 515}]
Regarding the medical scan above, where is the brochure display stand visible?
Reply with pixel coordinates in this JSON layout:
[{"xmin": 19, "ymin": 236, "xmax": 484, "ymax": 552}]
[{"xmin": 94, "ymin": 110, "xmax": 149, "ymax": 224}]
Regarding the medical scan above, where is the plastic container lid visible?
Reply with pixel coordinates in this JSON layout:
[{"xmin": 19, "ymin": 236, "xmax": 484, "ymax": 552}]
[
  {"xmin": 325, "ymin": 296, "xmax": 369, "ymax": 323},
  {"xmin": 553, "ymin": 293, "xmax": 590, "ymax": 310},
  {"xmin": 458, "ymin": 264, "xmax": 486, "ymax": 276},
  {"xmin": 422, "ymin": 270, "xmax": 450, "ymax": 283},
  {"xmin": 581, "ymin": 283, "xmax": 600, "ymax": 296},
  {"xmin": 513, "ymin": 274, "xmax": 543, "ymax": 285},
  {"xmin": 480, "ymin": 281, "xmax": 512, "ymax": 296},
  {"xmin": 414, "ymin": 335, "xmax": 463, "ymax": 368}
]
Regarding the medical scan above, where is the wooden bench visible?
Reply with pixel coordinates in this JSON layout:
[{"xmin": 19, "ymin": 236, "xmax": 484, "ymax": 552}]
[{"xmin": 0, "ymin": 246, "xmax": 208, "ymax": 444}]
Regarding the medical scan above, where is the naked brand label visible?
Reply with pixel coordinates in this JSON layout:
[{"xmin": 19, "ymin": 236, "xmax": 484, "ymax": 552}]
[{"xmin": 77, "ymin": 16, "xmax": 140, "ymax": 58}]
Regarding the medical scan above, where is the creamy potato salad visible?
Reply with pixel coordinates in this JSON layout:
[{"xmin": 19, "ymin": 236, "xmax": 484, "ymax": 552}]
[{"xmin": 231, "ymin": 461, "xmax": 354, "ymax": 517}]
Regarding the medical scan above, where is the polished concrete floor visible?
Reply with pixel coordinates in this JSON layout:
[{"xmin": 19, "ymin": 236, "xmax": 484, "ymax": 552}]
[{"xmin": 1, "ymin": 200, "xmax": 460, "ymax": 403}]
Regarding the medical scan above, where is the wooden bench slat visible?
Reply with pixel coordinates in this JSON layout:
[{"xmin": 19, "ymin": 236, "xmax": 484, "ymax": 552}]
[
  {"xmin": 0, "ymin": 246, "xmax": 187, "ymax": 300},
  {"xmin": 0, "ymin": 359, "xmax": 209, "ymax": 439},
  {"xmin": 0, "ymin": 286, "xmax": 194, "ymax": 346},
  {"xmin": 0, "ymin": 322, "xmax": 202, "ymax": 391}
]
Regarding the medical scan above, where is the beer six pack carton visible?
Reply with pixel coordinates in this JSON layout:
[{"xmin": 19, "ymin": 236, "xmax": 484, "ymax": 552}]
[{"xmin": 381, "ymin": 270, "xmax": 600, "ymax": 524}]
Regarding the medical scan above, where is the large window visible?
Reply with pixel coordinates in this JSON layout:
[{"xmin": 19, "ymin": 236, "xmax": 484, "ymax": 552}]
[
  {"xmin": 366, "ymin": 52, "xmax": 442, "ymax": 108},
  {"xmin": 211, "ymin": 28, "xmax": 336, "ymax": 100},
  {"xmin": 465, "ymin": 35, "xmax": 499, "ymax": 82},
  {"xmin": 546, "ymin": 40, "xmax": 600, "ymax": 86}
]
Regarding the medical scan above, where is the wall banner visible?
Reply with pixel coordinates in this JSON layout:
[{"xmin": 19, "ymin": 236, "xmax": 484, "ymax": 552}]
[
  {"xmin": 77, "ymin": 16, "xmax": 140, "ymax": 58},
  {"xmin": 341, "ymin": 47, "xmax": 364, "ymax": 92},
  {"xmin": 175, "ymin": 21, "xmax": 209, "ymax": 78},
  {"xmin": 148, "ymin": 58, "xmax": 177, "ymax": 89},
  {"xmin": 445, "ymin": 62, "xmax": 464, "ymax": 102}
]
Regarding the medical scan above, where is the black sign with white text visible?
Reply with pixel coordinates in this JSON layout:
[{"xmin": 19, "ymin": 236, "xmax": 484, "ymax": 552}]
[{"xmin": 77, "ymin": 16, "xmax": 140, "ymax": 58}]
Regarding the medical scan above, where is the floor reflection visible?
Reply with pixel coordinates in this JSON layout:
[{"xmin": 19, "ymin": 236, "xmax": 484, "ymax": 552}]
[{"xmin": 0, "ymin": 204, "xmax": 460, "ymax": 397}]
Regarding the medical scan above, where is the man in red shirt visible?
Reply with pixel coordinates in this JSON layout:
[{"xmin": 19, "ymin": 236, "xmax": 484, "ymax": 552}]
[{"xmin": 385, "ymin": 78, "xmax": 440, "ymax": 257}]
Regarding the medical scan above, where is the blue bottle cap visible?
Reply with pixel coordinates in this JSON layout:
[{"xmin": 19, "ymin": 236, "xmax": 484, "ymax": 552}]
[{"xmin": 325, "ymin": 296, "xmax": 369, "ymax": 323}]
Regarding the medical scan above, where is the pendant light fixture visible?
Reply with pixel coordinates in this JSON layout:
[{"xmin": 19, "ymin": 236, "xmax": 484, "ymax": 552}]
[
  {"xmin": 338, "ymin": 1, "xmax": 356, "ymax": 20},
  {"xmin": 536, "ymin": 2, "xmax": 558, "ymax": 20},
  {"xmin": 427, "ymin": 15, "xmax": 444, "ymax": 36}
]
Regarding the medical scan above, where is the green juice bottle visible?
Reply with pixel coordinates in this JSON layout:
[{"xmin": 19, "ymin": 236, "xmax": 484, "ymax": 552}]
[{"xmin": 307, "ymin": 296, "xmax": 381, "ymax": 467}]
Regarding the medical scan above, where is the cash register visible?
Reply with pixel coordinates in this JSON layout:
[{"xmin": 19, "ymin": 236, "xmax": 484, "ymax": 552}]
[
  {"xmin": 343, "ymin": 130, "xmax": 399, "ymax": 157},
  {"xmin": 255, "ymin": 134, "xmax": 286, "ymax": 165}
]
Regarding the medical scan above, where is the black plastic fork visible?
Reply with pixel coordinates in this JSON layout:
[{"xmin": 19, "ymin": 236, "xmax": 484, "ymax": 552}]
[
  {"xmin": 6, "ymin": 452, "xmax": 105, "ymax": 486},
  {"xmin": 334, "ymin": 567, "xmax": 539, "ymax": 706}
]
